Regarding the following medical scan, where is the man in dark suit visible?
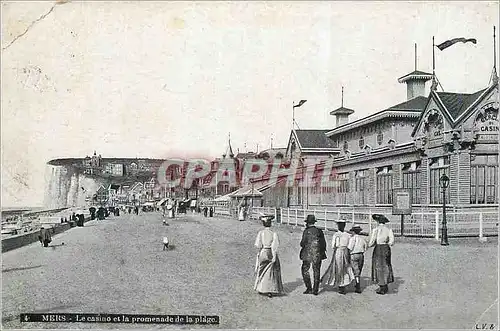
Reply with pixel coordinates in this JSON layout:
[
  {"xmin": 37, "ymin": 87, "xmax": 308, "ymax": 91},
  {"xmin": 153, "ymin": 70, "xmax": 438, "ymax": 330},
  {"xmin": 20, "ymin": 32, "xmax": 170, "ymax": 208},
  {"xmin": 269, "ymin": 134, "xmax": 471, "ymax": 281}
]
[{"xmin": 300, "ymin": 214, "xmax": 327, "ymax": 295}]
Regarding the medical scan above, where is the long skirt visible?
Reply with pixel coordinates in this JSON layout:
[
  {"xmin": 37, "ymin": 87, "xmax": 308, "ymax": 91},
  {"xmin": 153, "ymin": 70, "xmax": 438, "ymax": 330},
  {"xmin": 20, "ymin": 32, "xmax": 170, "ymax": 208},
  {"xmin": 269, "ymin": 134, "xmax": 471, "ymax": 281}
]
[
  {"xmin": 321, "ymin": 247, "xmax": 355, "ymax": 287},
  {"xmin": 254, "ymin": 248, "xmax": 283, "ymax": 294},
  {"xmin": 168, "ymin": 209, "xmax": 174, "ymax": 218},
  {"xmin": 238, "ymin": 208, "xmax": 246, "ymax": 221},
  {"xmin": 372, "ymin": 244, "xmax": 394, "ymax": 286},
  {"xmin": 351, "ymin": 253, "xmax": 364, "ymax": 277}
]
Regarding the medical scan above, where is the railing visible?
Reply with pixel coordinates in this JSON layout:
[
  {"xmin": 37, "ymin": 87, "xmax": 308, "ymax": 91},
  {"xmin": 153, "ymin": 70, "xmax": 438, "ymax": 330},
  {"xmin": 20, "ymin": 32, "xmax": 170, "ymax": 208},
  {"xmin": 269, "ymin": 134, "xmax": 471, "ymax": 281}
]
[{"xmin": 211, "ymin": 205, "xmax": 498, "ymax": 239}]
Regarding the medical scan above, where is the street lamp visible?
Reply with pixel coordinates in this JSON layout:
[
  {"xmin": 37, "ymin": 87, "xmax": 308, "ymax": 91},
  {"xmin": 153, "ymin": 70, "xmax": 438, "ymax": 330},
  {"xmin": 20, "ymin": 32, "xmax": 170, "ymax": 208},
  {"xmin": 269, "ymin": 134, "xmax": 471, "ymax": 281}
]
[{"xmin": 439, "ymin": 173, "xmax": 450, "ymax": 246}]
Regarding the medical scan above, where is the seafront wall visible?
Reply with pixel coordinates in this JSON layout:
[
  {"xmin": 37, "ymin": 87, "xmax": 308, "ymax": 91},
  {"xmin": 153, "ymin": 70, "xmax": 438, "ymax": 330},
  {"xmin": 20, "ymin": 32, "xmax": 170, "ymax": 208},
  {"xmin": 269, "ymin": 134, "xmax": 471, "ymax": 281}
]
[{"xmin": 2, "ymin": 216, "xmax": 91, "ymax": 253}]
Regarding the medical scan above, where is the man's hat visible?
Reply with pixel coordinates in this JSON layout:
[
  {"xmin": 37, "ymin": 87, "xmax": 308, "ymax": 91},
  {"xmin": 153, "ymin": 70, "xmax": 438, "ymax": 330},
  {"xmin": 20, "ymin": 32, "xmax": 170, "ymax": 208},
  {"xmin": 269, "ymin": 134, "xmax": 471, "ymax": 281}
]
[
  {"xmin": 305, "ymin": 214, "xmax": 316, "ymax": 224},
  {"xmin": 350, "ymin": 225, "xmax": 363, "ymax": 232},
  {"xmin": 372, "ymin": 214, "xmax": 389, "ymax": 224},
  {"xmin": 335, "ymin": 219, "xmax": 347, "ymax": 224}
]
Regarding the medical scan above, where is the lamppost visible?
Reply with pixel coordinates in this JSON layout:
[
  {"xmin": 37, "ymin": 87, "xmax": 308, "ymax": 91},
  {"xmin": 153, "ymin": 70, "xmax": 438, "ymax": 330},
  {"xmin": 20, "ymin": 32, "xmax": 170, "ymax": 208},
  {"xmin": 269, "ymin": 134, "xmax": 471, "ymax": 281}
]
[{"xmin": 439, "ymin": 173, "xmax": 450, "ymax": 246}]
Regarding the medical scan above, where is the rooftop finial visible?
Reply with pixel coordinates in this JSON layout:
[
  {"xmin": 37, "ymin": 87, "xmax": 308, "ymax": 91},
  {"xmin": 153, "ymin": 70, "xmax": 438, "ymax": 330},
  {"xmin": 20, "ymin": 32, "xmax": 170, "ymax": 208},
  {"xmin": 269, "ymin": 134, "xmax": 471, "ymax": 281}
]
[
  {"xmin": 415, "ymin": 43, "xmax": 417, "ymax": 71},
  {"xmin": 341, "ymin": 86, "xmax": 344, "ymax": 107}
]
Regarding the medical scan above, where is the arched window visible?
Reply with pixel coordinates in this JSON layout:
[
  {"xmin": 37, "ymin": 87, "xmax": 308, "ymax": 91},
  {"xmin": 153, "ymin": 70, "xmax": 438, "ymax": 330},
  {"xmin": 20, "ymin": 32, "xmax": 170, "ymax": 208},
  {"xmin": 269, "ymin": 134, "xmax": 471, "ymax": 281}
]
[{"xmin": 377, "ymin": 132, "xmax": 384, "ymax": 145}]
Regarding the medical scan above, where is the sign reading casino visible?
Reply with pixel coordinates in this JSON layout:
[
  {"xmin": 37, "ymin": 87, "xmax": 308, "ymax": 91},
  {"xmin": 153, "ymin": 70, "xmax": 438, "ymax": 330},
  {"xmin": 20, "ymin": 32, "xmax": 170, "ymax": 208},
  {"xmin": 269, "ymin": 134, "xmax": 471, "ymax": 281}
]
[{"xmin": 475, "ymin": 102, "xmax": 499, "ymax": 140}]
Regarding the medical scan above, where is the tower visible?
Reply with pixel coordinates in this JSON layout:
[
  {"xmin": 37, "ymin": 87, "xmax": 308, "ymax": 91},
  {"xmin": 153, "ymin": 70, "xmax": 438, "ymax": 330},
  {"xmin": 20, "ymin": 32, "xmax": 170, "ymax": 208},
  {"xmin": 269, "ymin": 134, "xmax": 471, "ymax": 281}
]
[
  {"xmin": 329, "ymin": 86, "xmax": 355, "ymax": 128},
  {"xmin": 222, "ymin": 133, "xmax": 234, "ymax": 159},
  {"xmin": 397, "ymin": 44, "xmax": 433, "ymax": 100}
]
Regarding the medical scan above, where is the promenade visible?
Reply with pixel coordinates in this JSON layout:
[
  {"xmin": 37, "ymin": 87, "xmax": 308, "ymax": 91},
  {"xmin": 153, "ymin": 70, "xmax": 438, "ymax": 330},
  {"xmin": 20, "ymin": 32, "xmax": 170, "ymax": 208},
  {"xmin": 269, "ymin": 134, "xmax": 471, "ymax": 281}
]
[{"xmin": 2, "ymin": 211, "xmax": 498, "ymax": 329}]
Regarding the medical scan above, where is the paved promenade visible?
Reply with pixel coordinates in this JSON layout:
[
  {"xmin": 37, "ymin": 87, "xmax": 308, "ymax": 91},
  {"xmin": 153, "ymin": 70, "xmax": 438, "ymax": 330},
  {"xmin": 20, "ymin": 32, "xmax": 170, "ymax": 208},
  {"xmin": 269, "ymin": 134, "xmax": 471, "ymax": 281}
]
[{"xmin": 2, "ymin": 212, "xmax": 498, "ymax": 329}]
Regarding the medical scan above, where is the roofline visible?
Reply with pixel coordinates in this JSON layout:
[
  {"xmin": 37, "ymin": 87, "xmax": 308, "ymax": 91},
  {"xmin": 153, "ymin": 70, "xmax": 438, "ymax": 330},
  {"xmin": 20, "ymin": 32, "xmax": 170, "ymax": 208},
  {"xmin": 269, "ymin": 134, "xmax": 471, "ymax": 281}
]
[
  {"xmin": 301, "ymin": 148, "xmax": 341, "ymax": 153},
  {"xmin": 453, "ymin": 85, "xmax": 496, "ymax": 124},
  {"xmin": 433, "ymin": 90, "xmax": 462, "ymax": 124},
  {"xmin": 325, "ymin": 110, "xmax": 421, "ymax": 136},
  {"xmin": 397, "ymin": 74, "xmax": 433, "ymax": 83}
]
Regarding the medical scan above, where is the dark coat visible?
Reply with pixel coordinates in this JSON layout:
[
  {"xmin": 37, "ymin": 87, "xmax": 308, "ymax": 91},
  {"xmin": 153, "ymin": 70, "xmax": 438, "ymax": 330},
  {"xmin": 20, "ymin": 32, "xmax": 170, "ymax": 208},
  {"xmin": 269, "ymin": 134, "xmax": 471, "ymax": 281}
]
[{"xmin": 299, "ymin": 225, "xmax": 327, "ymax": 262}]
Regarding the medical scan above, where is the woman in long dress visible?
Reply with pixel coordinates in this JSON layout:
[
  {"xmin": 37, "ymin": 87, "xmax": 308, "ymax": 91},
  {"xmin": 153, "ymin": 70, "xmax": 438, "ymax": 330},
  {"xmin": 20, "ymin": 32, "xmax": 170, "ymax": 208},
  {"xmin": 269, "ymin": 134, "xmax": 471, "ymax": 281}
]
[
  {"xmin": 254, "ymin": 215, "xmax": 284, "ymax": 298},
  {"xmin": 321, "ymin": 220, "xmax": 355, "ymax": 294},
  {"xmin": 369, "ymin": 214, "xmax": 395, "ymax": 295}
]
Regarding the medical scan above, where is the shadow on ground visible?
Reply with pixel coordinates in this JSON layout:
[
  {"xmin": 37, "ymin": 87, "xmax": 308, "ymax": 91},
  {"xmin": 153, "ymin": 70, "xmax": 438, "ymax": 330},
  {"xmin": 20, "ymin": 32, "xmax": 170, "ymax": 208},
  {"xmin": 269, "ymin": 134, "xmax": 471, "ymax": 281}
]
[
  {"xmin": 283, "ymin": 278, "xmax": 304, "ymax": 294},
  {"xmin": 2, "ymin": 265, "xmax": 43, "ymax": 273}
]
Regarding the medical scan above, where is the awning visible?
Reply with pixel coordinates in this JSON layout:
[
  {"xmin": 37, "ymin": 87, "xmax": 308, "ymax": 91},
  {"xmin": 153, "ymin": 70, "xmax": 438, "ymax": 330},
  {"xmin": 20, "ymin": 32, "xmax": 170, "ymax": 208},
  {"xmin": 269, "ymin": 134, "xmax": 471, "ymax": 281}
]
[
  {"xmin": 214, "ymin": 193, "xmax": 233, "ymax": 202},
  {"xmin": 158, "ymin": 198, "xmax": 168, "ymax": 206},
  {"xmin": 232, "ymin": 187, "xmax": 263, "ymax": 198}
]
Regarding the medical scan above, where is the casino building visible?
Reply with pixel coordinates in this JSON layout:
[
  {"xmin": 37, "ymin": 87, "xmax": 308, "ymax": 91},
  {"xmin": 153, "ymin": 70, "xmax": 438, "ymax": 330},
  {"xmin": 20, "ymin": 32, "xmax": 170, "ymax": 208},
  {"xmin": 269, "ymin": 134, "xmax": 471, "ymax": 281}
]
[{"xmin": 266, "ymin": 65, "xmax": 499, "ymax": 211}]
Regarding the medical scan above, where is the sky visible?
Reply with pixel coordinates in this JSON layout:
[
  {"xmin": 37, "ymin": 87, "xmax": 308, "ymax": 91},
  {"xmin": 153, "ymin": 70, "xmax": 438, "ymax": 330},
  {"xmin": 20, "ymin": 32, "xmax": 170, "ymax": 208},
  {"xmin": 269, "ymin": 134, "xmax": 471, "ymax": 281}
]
[{"xmin": 1, "ymin": 1, "xmax": 498, "ymax": 207}]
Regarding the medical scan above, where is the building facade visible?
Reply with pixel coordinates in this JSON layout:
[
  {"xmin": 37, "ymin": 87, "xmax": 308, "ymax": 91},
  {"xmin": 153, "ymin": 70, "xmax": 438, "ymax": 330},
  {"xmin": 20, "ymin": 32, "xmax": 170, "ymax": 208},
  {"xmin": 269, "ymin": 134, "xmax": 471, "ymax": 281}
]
[{"xmin": 268, "ymin": 68, "xmax": 499, "ymax": 211}]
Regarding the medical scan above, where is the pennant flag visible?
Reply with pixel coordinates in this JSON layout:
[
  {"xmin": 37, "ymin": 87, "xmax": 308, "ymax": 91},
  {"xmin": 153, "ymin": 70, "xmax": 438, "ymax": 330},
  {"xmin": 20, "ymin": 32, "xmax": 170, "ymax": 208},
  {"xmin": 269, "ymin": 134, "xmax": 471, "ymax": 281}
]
[
  {"xmin": 293, "ymin": 100, "xmax": 307, "ymax": 108},
  {"xmin": 436, "ymin": 37, "xmax": 477, "ymax": 51}
]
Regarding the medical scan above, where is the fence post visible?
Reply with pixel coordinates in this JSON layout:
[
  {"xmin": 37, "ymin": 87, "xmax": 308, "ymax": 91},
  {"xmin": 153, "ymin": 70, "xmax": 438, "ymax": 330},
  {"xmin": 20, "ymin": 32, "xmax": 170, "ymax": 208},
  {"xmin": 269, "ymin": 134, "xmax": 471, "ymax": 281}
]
[
  {"xmin": 324, "ymin": 209, "xmax": 327, "ymax": 231},
  {"xmin": 479, "ymin": 212, "xmax": 483, "ymax": 239},
  {"xmin": 368, "ymin": 209, "xmax": 372, "ymax": 233},
  {"xmin": 435, "ymin": 210, "xmax": 439, "ymax": 241},
  {"xmin": 337, "ymin": 209, "xmax": 340, "ymax": 220},
  {"xmin": 287, "ymin": 208, "xmax": 290, "ymax": 225},
  {"xmin": 295, "ymin": 209, "xmax": 298, "ymax": 227}
]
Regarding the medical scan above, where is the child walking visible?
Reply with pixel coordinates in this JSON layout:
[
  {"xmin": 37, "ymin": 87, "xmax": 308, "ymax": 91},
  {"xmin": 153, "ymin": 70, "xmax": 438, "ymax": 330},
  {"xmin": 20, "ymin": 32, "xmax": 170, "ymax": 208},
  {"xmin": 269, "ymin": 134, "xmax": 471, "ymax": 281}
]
[{"xmin": 348, "ymin": 225, "xmax": 368, "ymax": 293}]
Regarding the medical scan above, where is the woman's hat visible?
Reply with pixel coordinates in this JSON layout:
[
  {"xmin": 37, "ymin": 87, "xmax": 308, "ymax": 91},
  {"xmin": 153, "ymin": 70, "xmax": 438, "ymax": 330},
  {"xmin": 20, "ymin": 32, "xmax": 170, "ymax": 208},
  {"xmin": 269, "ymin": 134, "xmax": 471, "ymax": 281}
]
[
  {"xmin": 259, "ymin": 214, "xmax": 275, "ymax": 222},
  {"xmin": 305, "ymin": 214, "xmax": 316, "ymax": 224},
  {"xmin": 372, "ymin": 214, "xmax": 389, "ymax": 223},
  {"xmin": 350, "ymin": 225, "xmax": 363, "ymax": 232}
]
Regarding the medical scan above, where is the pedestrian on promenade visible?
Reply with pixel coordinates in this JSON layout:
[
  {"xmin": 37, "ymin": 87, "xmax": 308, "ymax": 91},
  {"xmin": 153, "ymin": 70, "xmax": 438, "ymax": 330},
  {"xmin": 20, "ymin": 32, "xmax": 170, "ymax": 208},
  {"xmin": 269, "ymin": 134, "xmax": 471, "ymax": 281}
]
[
  {"xmin": 254, "ymin": 215, "xmax": 283, "ymax": 298},
  {"xmin": 38, "ymin": 227, "xmax": 52, "ymax": 247},
  {"xmin": 163, "ymin": 235, "xmax": 169, "ymax": 250},
  {"xmin": 348, "ymin": 225, "xmax": 368, "ymax": 293},
  {"xmin": 209, "ymin": 206, "xmax": 214, "ymax": 217},
  {"xmin": 369, "ymin": 214, "xmax": 395, "ymax": 295},
  {"xmin": 238, "ymin": 199, "xmax": 247, "ymax": 221},
  {"xmin": 321, "ymin": 220, "xmax": 355, "ymax": 295},
  {"xmin": 299, "ymin": 214, "xmax": 327, "ymax": 295},
  {"xmin": 203, "ymin": 206, "xmax": 208, "ymax": 217}
]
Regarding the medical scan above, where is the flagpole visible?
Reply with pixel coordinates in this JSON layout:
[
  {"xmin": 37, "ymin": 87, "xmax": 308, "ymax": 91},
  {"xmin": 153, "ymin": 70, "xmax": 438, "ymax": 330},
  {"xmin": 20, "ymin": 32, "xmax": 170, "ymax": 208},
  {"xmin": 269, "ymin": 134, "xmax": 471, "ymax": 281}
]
[
  {"xmin": 432, "ymin": 36, "xmax": 436, "ymax": 91},
  {"xmin": 494, "ymin": 26, "xmax": 497, "ymax": 74},
  {"xmin": 292, "ymin": 100, "xmax": 295, "ymax": 132}
]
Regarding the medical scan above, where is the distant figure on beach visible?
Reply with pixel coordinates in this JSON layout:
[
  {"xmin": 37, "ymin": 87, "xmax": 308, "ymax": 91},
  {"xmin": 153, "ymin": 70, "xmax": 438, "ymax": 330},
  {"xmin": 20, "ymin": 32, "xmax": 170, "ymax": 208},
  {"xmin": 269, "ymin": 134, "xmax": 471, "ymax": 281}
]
[
  {"xmin": 209, "ymin": 206, "xmax": 214, "ymax": 217},
  {"xmin": 38, "ymin": 227, "xmax": 52, "ymax": 247},
  {"xmin": 368, "ymin": 214, "xmax": 395, "ymax": 295},
  {"xmin": 254, "ymin": 215, "xmax": 283, "ymax": 298},
  {"xmin": 203, "ymin": 206, "xmax": 208, "ymax": 217},
  {"xmin": 89, "ymin": 207, "xmax": 96, "ymax": 220},
  {"xmin": 163, "ymin": 236, "xmax": 169, "ymax": 250}
]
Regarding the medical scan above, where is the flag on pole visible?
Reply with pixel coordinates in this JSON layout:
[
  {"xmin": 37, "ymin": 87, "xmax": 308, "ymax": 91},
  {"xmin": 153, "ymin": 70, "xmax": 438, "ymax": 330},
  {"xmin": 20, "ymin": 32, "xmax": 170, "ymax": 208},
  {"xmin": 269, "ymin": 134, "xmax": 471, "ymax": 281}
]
[
  {"xmin": 293, "ymin": 100, "xmax": 307, "ymax": 108},
  {"xmin": 436, "ymin": 37, "xmax": 477, "ymax": 51}
]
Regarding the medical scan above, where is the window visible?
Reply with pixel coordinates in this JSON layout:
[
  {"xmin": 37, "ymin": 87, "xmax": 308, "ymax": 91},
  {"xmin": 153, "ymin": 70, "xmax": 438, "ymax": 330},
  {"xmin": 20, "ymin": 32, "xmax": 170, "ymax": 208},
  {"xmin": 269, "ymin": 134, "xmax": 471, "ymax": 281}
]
[
  {"xmin": 332, "ymin": 140, "xmax": 338, "ymax": 148},
  {"xmin": 471, "ymin": 154, "xmax": 498, "ymax": 204},
  {"xmin": 429, "ymin": 157, "xmax": 449, "ymax": 204},
  {"xmin": 377, "ymin": 132, "xmax": 384, "ymax": 145},
  {"xmin": 376, "ymin": 166, "xmax": 393, "ymax": 204},
  {"xmin": 402, "ymin": 162, "xmax": 421, "ymax": 205},
  {"xmin": 336, "ymin": 173, "xmax": 349, "ymax": 205},
  {"xmin": 355, "ymin": 170, "xmax": 367, "ymax": 205},
  {"xmin": 343, "ymin": 141, "xmax": 349, "ymax": 151},
  {"xmin": 359, "ymin": 137, "xmax": 364, "ymax": 149}
]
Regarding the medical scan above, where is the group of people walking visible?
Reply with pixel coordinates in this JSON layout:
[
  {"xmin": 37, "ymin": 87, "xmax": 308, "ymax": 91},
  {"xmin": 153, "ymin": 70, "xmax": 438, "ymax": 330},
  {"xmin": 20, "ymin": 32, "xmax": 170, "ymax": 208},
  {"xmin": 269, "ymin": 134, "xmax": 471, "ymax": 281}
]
[{"xmin": 253, "ymin": 213, "xmax": 395, "ymax": 298}]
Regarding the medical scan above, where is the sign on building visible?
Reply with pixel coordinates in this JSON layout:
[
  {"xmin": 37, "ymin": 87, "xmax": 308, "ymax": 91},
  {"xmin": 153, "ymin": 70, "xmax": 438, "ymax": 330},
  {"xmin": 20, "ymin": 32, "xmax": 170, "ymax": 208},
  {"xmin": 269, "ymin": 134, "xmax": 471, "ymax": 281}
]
[{"xmin": 392, "ymin": 188, "xmax": 412, "ymax": 215}]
